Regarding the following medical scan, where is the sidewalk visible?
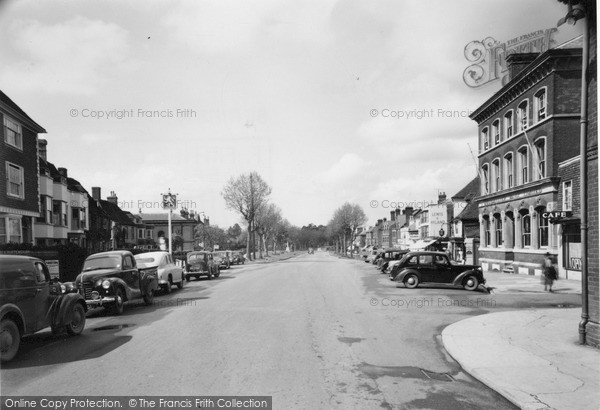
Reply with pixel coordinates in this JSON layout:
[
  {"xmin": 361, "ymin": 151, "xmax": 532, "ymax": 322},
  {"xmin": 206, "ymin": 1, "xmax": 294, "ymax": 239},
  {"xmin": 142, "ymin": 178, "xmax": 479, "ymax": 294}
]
[
  {"xmin": 482, "ymin": 270, "xmax": 582, "ymax": 294},
  {"xmin": 443, "ymin": 308, "xmax": 600, "ymax": 410},
  {"xmin": 243, "ymin": 251, "xmax": 301, "ymax": 264}
]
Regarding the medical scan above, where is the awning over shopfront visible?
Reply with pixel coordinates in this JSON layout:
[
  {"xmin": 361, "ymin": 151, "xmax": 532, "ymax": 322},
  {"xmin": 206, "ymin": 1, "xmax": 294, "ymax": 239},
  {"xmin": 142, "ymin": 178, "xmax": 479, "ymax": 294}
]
[{"xmin": 409, "ymin": 239, "xmax": 438, "ymax": 251}]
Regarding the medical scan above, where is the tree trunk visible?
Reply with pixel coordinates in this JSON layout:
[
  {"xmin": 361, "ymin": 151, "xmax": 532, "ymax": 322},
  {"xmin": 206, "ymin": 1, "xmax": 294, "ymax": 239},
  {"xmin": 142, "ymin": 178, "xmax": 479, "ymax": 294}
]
[{"xmin": 246, "ymin": 221, "xmax": 252, "ymax": 261}]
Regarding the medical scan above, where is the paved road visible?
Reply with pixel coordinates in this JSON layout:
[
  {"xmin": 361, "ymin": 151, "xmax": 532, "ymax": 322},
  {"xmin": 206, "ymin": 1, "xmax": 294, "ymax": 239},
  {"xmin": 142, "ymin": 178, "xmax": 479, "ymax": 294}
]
[{"xmin": 1, "ymin": 252, "xmax": 581, "ymax": 409}]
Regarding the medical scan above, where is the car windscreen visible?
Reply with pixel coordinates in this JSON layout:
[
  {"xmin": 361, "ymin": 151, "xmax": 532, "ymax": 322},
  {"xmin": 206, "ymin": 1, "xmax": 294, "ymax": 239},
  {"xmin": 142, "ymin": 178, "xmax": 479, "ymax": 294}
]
[
  {"xmin": 135, "ymin": 257, "xmax": 157, "ymax": 268},
  {"xmin": 187, "ymin": 253, "xmax": 205, "ymax": 263},
  {"xmin": 83, "ymin": 255, "xmax": 121, "ymax": 271}
]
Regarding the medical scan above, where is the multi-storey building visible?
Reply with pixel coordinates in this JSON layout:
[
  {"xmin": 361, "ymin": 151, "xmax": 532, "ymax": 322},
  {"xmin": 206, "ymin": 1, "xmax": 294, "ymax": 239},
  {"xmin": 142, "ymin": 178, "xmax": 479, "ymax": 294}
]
[
  {"xmin": 35, "ymin": 140, "xmax": 89, "ymax": 247},
  {"xmin": 0, "ymin": 91, "xmax": 46, "ymax": 245},
  {"xmin": 471, "ymin": 45, "xmax": 582, "ymax": 276},
  {"xmin": 449, "ymin": 177, "xmax": 480, "ymax": 264},
  {"xmin": 137, "ymin": 212, "xmax": 198, "ymax": 251}
]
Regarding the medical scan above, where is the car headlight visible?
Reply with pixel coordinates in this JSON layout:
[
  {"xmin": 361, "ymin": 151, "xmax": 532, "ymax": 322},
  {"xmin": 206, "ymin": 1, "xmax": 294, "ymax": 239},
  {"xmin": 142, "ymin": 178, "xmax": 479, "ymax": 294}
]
[
  {"xmin": 60, "ymin": 284, "xmax": 67, "ymax": 294},
  {"xmin": 102, "ymin": 280, "xmax": 111, "ymax": 289}
]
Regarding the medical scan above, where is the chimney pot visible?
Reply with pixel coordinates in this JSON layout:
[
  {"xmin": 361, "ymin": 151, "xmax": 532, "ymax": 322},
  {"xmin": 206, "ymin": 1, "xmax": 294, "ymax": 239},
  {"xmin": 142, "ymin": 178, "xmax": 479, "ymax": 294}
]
[{"xmin": 92, "ymin": 187, "xmax": 101, "ymax": 201}]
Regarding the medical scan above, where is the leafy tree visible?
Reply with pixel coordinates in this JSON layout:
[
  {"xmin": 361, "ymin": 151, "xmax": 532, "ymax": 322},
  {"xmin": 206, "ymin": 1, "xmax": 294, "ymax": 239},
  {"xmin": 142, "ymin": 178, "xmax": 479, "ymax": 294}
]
[
  {"xmin": 328, "ymin": 202, "xmax": 367, "ymax": 255},
  {"xmin": 222, "ymin": 172, "xmax": 272, "ymax": 260}
]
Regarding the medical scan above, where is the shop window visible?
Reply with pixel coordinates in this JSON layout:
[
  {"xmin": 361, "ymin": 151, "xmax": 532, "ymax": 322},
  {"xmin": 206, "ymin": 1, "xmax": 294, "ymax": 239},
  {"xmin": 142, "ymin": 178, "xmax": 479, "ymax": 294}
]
[
  {"xmin": 483, "ymin": 215, "xmax": 491, "ymax": 247},
  {"xmin": 539, "ymin": 211, "xmax": 549, "ymax": 248},
  {"xmin": 504, "ymin": 111, "xmax": 514, "ymax": 139},
  {"xmin": 494, "ymin": 214, "xmax": 503, "ymax": 246},
  {"xmin": 521, "ymin": 211, "xmax": 531, "ymax": 247}
]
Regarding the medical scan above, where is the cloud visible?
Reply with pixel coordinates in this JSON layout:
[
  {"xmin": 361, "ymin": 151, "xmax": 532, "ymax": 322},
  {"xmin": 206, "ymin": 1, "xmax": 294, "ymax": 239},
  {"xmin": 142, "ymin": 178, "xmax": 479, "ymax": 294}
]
[
  {"xmin": 322, "ymin": 152, "xmax": 369, "ymax": 185},
  {"xmin": 0, "ymin": 16, "xmax": 132, "ymax": 95}
]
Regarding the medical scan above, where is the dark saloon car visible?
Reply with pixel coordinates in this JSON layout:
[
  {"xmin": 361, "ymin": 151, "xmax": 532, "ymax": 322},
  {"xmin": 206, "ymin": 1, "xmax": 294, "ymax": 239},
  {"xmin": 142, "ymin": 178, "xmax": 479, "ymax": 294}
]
[
  {"xmin": 377, "ymin": 249, "xmax": 409, "ymax": 272},
  {"xmin": 391, "ymin": 251, "xmax": 485, "ymax": 291},
  {"xmin": 231, "ymin": 252, "xmax": 245, "ymax": 265},
  {"xmin": 184, "ymin": 251, "xmax": 220, "ymax": 281},
  {"xmin": 213, "ymin": 251, "xmax": 231, "ymax": 269},
  {"xmin": 74, "ymin": 250, "xmax": 158, "ymax": 315},
  {"xmin": 1, "ymin": 256, "xmax": 87, "ymax": 362}
]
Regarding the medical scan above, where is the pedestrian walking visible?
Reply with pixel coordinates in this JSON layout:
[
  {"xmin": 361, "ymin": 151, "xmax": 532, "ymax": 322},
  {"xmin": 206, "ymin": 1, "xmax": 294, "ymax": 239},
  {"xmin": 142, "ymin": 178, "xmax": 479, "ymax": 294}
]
[{"xmin": 542, "ymin": 252, "xmax": 558, "ymax": 292}]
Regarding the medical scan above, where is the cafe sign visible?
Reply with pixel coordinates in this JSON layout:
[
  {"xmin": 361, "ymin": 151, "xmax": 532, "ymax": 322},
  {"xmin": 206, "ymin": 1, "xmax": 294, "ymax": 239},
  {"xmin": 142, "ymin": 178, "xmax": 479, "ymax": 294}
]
[
  {"xmin": 463, "ymin": 28, "xmax": 557, "ymax": 88},
  {"xmin": 542, "ymin": 211, "xmax": 573, "ymax": 220}
]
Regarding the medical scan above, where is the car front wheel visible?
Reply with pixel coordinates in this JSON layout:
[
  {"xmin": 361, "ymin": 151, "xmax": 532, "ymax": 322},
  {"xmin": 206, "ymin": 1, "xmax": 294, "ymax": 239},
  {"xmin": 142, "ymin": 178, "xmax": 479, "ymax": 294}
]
[
  {"xmin": 214, "ymin": 267, "xmax": 220, "ymax": 278},
  {"xmin": 0, "ymin": 319, "xmax": 20, "ymax": 362},
  {"xmin": 463, "ymin": 275, "xmax": 479, "ymax": 291},
  {"xmin": 164, "ymin": 278, "xmax": 172, "ymax": 294},
  {"xmin": 177, "ymin": 274, "xmax": 184, "ymax": 289},
  {"xmin": 111, "ymin": 288, "xmax": 125, "ymax": 315},
  {"xmin": 404, "ymin": 274, "xmax": 419, "ymax": 289},
  {"xmin": 66, "ymin": 303, "xmax": 86, "ymax": 336}
]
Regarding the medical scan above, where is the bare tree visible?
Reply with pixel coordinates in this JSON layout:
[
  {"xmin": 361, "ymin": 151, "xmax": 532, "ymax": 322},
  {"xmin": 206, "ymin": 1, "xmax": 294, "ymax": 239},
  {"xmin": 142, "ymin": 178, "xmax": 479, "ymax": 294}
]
[
  {"xmin": 328, "ymin": 202, "xmax": 367, "ymax": 256},
  {"xmin": 222, "ymin": 172, "xmax": 272, "ymax": 260},
  {"xmin": 255, "ymin": 203, "xmax": 283, "ymax": 257}
]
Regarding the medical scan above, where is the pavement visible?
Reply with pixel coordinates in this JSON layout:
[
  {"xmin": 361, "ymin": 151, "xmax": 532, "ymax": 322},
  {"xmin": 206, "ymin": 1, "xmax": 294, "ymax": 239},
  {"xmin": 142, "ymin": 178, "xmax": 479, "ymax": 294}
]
[
  {"xmin": 443, "ymin": 271, "xmax": 600, "ymax": 410},
  {"xmin": 243, "ymin": 251, "xmax": 301, "ymax": 264}
]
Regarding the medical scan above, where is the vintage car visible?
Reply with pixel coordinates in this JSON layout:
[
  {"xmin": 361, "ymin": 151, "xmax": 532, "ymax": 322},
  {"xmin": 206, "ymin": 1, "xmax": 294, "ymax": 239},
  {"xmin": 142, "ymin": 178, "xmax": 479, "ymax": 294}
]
[
  {"xmin": 364, "ymin": 250, "xmax": 380, "ymax": 264},
  {"xmin": 135, "ymin": 251, "xmax": 184, "ymax": 294},
  {"xmin": 213, "ymin": 251, "xmax": 231, "ymax": 269},
  {"xmin": 391, "ymin": 251, "xmax": 486, "ymax": 291},
  {"xmin": 74, "ymin": 250, "xmax": 158, "ymax": 315},
  {"xmin": 377, "ymin": 249, "xmax": 409, "ymax": 272},
  {"xmin": 184, "ymin": 251, "xmax": 220, "ymax": 281},
  {"xmin": 231, "ymin": 252, "xmax": 245, "ymax": 265},
  {"xmin": 0, "ymin": 256, "xmax": 87, "ymax": 362}
]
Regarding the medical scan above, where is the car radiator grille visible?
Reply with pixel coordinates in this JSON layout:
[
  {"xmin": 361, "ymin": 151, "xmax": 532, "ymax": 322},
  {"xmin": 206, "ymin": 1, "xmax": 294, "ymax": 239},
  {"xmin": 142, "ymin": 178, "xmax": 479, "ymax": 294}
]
[{"xmin": 78, "ymin": 282, "xmax": 93, "ymax": 299}]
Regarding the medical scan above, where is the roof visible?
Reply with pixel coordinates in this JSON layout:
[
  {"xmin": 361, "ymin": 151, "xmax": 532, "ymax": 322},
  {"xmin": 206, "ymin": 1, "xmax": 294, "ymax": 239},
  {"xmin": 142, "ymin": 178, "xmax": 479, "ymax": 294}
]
[
  {"xmin": 0, "ymin": 89, "xmax": 46, "ymax": 133},
  {"xmin": 99, "ymin": 200, "xmax": 136, "ymax": 226},
  {"xmin": 452, "ymin": 176, "xmax": 480, "ymax": 201},
  {"xmin": 454, "ymin": 200, "xmax": 479, "ymax": 222},
  {"xmin": 87, "ymin": 250, "xmax": 133, "ymax": 258},
  {"xmin": 138, "ymin": 213, "xmax": 196, "ymax": 223}
]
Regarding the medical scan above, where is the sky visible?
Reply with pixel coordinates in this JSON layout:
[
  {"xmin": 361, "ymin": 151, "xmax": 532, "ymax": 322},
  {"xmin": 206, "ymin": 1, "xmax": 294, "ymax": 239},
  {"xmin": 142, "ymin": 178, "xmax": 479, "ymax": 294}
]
[{"xmin": 0, "ymin": 0, "xmax": 583, "ymax": 228}]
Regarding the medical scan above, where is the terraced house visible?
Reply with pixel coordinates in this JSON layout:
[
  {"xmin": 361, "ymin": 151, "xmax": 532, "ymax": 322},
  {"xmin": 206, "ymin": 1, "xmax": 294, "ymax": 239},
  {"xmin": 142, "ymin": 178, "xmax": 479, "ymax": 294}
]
[
  {"xmin": 471, "ymin": 40, "xmax": 583, "ymax": 277},
  {"xmin": 0, "ymin": 90, "xmax": 46, "ymax": 245}
]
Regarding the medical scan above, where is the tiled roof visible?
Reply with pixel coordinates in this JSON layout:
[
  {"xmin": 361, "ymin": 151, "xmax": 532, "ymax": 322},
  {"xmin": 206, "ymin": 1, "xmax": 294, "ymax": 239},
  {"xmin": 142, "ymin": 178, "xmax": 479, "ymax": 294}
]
[
  {"xmin": 452, "ymin": 176, "xmax": 480, "ymax": 201},
  {"xmin": 138, "ymin": 213, "xmax": 196, "ymax": 223},
  {"xmin": 454, "ymin": 200, "xmax": 479, "ymax": 222},
  {"xmin": 0, "ymin": 89, "xmax": 46, "ymax": 133},
  {"xmin": 100, "ymin": 200, "xmax": 136, "ymax": 225}
]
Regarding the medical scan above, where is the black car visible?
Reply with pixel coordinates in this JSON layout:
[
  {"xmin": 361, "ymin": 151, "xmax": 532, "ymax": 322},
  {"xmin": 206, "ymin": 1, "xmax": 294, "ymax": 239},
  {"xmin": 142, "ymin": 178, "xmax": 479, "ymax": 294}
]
[
  {"xmin": 74, "ymin": 250, "xmax": 158, "ymax": 315},
  {"xmin": 391, "ymin": 251, "xmax": 485, "ymax": 291},
  {"xmin": 376, "ymin": 249, "xmax": 409, "ymax": 272},
  {"xmin": 0, "ymin": 256, "xmax": 87, "ymax": 362},
  {"xmin": 184, "ymin": 251, "xmax": 220, "ymax": 280}
]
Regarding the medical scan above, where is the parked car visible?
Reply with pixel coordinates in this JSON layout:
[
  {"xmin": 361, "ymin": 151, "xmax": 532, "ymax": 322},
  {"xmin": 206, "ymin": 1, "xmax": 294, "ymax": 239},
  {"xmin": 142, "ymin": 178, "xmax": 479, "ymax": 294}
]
[
  {"xmin": 391, "ymin": 251, "xmax": 485, "ymax": 291},
  {"xmin": 364, "ymin": 250, "xmax": 380, "ymax": 263},
  {"xmin": 74, "ymin": 250, "xmax": 158, "ymax": 315},
  {"xmin": 231, "ymin": 252, "xmax": 245, "ymax": 265},
  {"xmin": 377, "ymin": 249, "xmax": 409, "ymax": 272},
  {"xmin": 0, "ymin": 256, "xmax": 87, "ymax": 362},
  {"xmin": 135, "ymin": 251, "xmax": 184, "ymax": 294},
  {"xmin": 184, "ymin": 251, "xmax": 220, "ymax": 281},
  {"xmin": 213, "ymin": 251, "xmax": 231, "ymax": 269}
]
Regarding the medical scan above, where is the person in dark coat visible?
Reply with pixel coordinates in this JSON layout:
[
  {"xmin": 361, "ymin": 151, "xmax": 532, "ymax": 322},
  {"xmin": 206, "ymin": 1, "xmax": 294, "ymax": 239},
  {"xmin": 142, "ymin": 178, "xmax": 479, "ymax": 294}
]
[{"xmin": 542, "ymin": 252, "xmax": 558, "ymax": 292}]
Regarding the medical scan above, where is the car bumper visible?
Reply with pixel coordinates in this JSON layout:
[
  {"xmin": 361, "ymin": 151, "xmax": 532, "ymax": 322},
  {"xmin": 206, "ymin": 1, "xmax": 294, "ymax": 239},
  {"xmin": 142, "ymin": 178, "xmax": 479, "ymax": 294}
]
[{"xmin": 85, "ymin": 295, "xmax": 117, "ymax": 307}]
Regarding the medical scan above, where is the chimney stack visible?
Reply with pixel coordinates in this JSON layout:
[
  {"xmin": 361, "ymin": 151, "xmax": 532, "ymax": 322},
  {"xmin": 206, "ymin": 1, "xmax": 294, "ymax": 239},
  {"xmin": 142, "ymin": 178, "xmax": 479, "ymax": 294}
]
[
  {"xmin": 390, "ymin": 211, "xmax": 395, "ymax": 221},
  {"xmin": 57, "ymin": 167, "xmax": 68, "ymax": 178},
  {"xmin": 38, "ymin": 139, "xmax": 47, "ymax": 160},
  {"xmin": 505, "ymin": 52, "xmax": 539, "ymax": 81},
  {"xmin": 438, "ymin": 191, "xmax": 447, "ymax": 204},
  {"xmin": 107, "ymin": 191, "xmax": 118, "ymax": 205},
  {"xmin": 92, "ymin": 187, "xmax": 101, "ymax": 201},
  {"xmin": 403, "ymin": 207, "xmax": 414, "ymax": 217}
]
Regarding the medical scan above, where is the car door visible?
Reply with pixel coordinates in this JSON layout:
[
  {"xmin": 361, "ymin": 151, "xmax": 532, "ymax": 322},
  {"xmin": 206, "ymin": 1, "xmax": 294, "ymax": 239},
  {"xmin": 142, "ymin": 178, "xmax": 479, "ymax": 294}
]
[
  {"xmin": 417, "ymin": 254, "xmax": 436, "ymax": 283},
  {"xmin": 433, "ymin": 255, "xmax": 454, "ymax": 283},
  {"xmin": 122, "ymin": 254, "xmax": 141, "ymax": 296},
  {"xmin": 32, "ymin": 261, "xmax": 53, "ymax": 332}
]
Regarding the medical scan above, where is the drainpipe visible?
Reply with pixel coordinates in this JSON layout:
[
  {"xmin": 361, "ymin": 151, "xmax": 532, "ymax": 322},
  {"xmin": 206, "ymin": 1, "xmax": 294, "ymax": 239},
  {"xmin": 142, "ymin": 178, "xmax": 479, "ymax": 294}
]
[{"xmin": 578, "ymin": 12, "xmax": 589, "ymax": 345}]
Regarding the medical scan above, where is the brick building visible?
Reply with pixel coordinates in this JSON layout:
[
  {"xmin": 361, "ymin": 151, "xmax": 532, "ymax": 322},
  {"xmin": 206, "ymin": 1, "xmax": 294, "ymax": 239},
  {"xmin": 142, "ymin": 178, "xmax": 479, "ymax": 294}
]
[
  {"xmin": 0, "ymin": 90, "xmax": 46, "ymax": 244},
  {"xmin": 471, "ymin": 45, "xmax": 582, "ymax": 276}
]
